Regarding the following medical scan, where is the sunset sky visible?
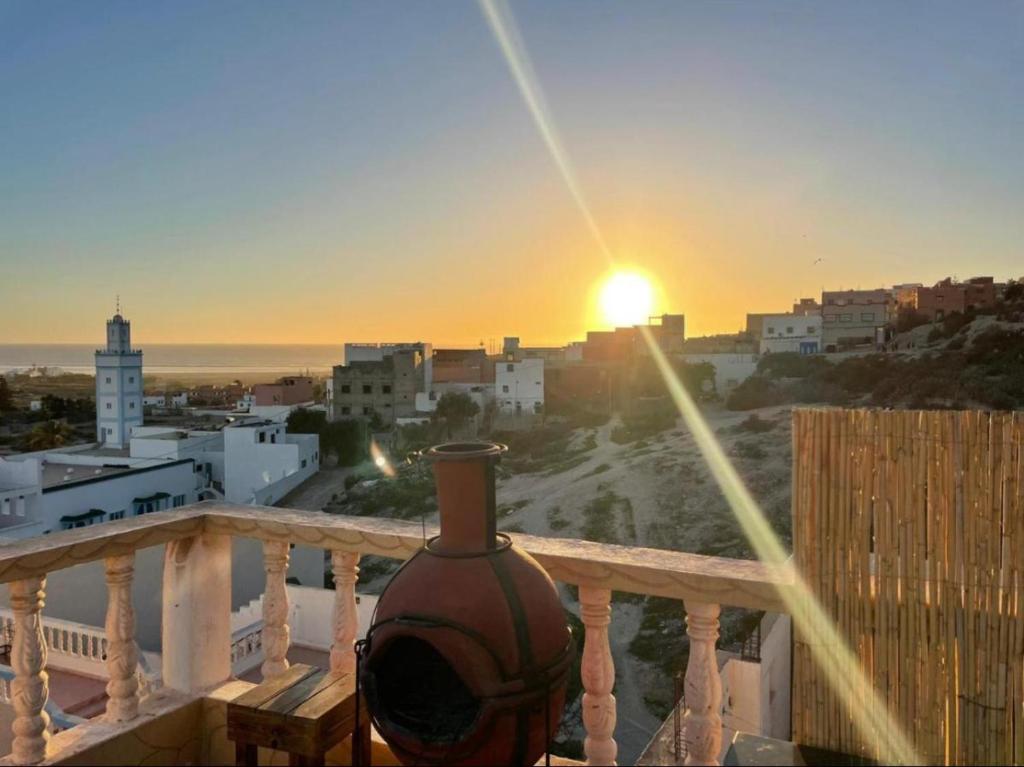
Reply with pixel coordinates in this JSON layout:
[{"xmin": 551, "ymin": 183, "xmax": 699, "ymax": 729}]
[{"xmin": 2, "ymin": 0, "xmax": 1022, "ymax": 346}]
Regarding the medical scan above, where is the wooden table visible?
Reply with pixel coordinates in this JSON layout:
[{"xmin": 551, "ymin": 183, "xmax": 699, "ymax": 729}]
[{"xmin": 227, "ymin": 664, "xmax": 370, "ymax": 767}]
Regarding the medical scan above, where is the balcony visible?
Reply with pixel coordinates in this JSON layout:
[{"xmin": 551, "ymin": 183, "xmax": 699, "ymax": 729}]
[{"xmin": 0, "ymin": 501, "xmax": 791, "ymax": 766}]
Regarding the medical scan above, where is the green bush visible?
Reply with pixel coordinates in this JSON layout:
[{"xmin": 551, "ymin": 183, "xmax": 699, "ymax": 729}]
[{"xmin": 726, "ymin": 376, "xmax": 785, "ymax": 410}]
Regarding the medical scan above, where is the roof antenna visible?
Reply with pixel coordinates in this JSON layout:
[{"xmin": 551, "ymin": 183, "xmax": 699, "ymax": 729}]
[{"xmin": 116, "ymin": 294, "xmax": 121, "ymax": 315}]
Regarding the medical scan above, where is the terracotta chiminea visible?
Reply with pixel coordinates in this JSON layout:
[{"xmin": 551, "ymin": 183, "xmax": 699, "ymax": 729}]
[{"xmin": 360, "ymin": 442, "xmax": 573, "ymax": 766}]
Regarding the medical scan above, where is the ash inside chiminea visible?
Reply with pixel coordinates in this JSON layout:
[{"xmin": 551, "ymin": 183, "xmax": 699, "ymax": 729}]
[{"xmin": 359, "ymin": 442, "xmax": 573, "ymax": 767}]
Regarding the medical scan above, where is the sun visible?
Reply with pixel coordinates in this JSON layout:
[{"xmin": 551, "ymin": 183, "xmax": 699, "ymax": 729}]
[{"xmin": 598, "ymin": 270, "xmax": 655, "ymax": 327}]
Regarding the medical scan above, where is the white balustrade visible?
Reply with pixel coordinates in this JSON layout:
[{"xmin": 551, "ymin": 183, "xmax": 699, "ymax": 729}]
[
  {"xmin": 9, "ymin": 575, "xmax": 50, "ymax": 765},
  {"xmin": 329, "ymin": 550, "xmax": 360, "ymax": 674},
  {"xmin": 103, "ymin": 554, "xmax": 140, "ymax": 722},
  {"xmin": 260, "ymin": 540, "xmax": 290, "ymax": 680},
  {"xmin": 682, "ymin": 601, "xmax": 723, "ymax": 766},
  {"xmin": 580, "ymin": 586, "xmax": 617, "ymax": 766}
]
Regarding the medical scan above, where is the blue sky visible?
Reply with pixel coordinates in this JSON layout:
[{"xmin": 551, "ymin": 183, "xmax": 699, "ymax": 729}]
[{"xmin": 1, "ymin": 0, "xmax": 1021, "ymax": 343}]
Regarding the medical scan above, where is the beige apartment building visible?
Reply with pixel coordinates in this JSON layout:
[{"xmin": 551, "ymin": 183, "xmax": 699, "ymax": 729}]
[
  {"xmin": 331, "ymin": 349, "xmax": 424, "ymax": 423},
  {"xmin": 820, "ymin": 289, "xmax": 891, "ymax": 351}
]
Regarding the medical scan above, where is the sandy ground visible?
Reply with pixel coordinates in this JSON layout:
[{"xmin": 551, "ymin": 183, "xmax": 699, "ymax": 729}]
[{"xmin": 494, "ymin": 404, "xmax": 795, "ymax": 763}]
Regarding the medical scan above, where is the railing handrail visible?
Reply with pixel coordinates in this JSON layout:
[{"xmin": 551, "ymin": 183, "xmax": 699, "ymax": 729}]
[{"xmin": 0, "ymin": 501, "xmax": 793, "ymax": 612}]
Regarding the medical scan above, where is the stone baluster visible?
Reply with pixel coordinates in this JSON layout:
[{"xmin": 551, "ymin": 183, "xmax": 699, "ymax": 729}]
[
  {"xmin": 330, "ymin": 551, "xmax": 360, "ymax": 674},
  {"xmin": 682, "ymin": 601, "xmax": 723, "ymax": 766},
  {"xmin": 580, "ymin": 586, "xmax": 617, "ymax": 766},
  {"xmin": 261, "ymin": 540, "xmax": 290, "ymax": 680},
  {"xmin": 9, "ymin": 576, "xmax": 50, "ymax": 765},
  {"xmin": 104, "ymin": 554, "xmax": 140, "ymax": 722},
  {"xmin": 162, "ymin": 533, "xmax": 232, "ymax": 693}
]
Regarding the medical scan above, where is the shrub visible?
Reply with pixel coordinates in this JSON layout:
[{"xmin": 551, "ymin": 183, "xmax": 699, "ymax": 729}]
[
  {"xmin": 756, "ymin": 352, "xmax": 830, "ymax": 379},
  {"xmin": 726, "ymin": 376, "xmax": 785, "ymax": 410},
  {"xmin": 737, "ymin": 414, "xmax": 775, "ymax": 433}
]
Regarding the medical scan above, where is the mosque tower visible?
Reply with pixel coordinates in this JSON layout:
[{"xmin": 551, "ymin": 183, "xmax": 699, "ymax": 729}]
[{"xmin": 95, "ymin": 301, "xmax": 143, "ymax": 447}]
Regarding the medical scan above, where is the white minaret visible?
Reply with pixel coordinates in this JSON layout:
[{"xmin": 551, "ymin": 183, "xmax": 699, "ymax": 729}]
[{"xmin": 95, "ymin": 302, "xmax": 143, "ymax": 447}]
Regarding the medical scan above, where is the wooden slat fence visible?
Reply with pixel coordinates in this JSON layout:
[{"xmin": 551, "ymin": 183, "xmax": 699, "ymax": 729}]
[{"xmin": 792, "ymin": 408, "xmax": 1024, "ymax": 765}]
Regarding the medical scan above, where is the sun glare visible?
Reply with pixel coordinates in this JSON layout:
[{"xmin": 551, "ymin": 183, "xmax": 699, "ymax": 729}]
[{"xmin": 599, "ymin": 271, "xmax": 654, "ymax": 327}]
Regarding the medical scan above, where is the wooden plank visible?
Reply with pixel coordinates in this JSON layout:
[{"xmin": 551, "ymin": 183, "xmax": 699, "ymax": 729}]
[{"xmin": 229, "ymin": 664, "xmax": 318, "ymax": 712}]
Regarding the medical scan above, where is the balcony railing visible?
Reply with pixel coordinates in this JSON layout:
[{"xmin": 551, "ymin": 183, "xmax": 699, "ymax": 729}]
[{"xmin": 0, "ymin": 501, "xmax": 794, "ymax": 766}]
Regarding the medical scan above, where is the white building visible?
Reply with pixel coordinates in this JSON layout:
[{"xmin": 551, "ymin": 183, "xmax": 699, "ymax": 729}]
[
  {"xmin": 222, "ymin": 420, "xmax": 318, "ymax": 506},
  {"xmin": 28, "ymin": 399, "xmax": 42, "ymax": 412},
  {"xmin": 95, "ymin": 311, "xmax": 143, "ymax": 448},
  {"xmin": 130, "ymin": 418, "xmax": 318, "ymax": 506},
  {"xmin": 343, "ymin": 342, "xmax": 433, "ymax": 391},
  {"xmin": 495, "ymin": 358, "xmax": 544, "ymax": 414},
  {"xmin": 682, "ymin": 353, "xmax": 759, "ymax": 394},
  {"xmin": 0, "ymin": 451, "xmax": 198, "ymax": 540},
  {"xmin": 758, "ymin": 313, "xmax": 822, "ymax": 355},
  {"xmin": 142, "ymin": 395, "xmax": 166, "ymax": 408},
  {"xmin": 414, "ymin": 382, "xmax": 495, "ymax": 415}
]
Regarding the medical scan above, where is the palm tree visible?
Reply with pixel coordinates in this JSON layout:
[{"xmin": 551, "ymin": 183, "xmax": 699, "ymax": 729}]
[{"xmin": 25, "ymin": 420, "xmax": 75, "ymax": 451}]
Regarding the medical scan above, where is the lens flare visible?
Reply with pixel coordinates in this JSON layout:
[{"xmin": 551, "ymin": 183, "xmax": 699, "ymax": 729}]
[
  {"xmin": 370, "ymin": 439, "xmax": 396, "ymax": 478},
  {"xmin": 478, "ymin": 1, "xmax": 921, "ymax": 761}
]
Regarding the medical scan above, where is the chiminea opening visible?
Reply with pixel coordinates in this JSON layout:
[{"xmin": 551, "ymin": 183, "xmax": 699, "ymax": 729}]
[{"xmin": 370, "ymin": 636, "xmax": 480, "ymax": 744}]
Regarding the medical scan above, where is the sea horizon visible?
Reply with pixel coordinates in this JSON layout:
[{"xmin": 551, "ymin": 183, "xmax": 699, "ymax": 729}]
[{"xmin": 0, "ymin": 343, "xmax": 342, "ymax": 375}]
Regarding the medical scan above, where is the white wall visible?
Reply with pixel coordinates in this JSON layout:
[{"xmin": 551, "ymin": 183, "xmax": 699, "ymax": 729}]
[
  {"xmin": 759, "ymin": 613, "xmax": 792, "ymax": 740},
  {"xmin": 681, "ymin": 353, "xmax": 759, "ymax": 393},
  {"xmin": 39, "ymin": 460, "xmax": 197, "ymax": 534},
  {"xmin": 759, "ymin": 314, "xmax": 822, "ymax": 355},
  {"xmin": 414, "ymin": 383, "xmax": 494, "ymax": 414},
  {"xmin": 721, "ymin": 656, "xmax": 762, "ymax": 736},
  {"xmin": 0, "ymin": 457, "xmax": 43, "ymax": 533},
  {"xmin": 495, "ymin": 358, "xmax": 544, "ymax": 414},
  {"xmin": 223, "ymin": 425, "xmax": 318, "ymax": 505},
  {"xmin": 95, "ymin": 352, "xmax": 143, "ymax": 448}
]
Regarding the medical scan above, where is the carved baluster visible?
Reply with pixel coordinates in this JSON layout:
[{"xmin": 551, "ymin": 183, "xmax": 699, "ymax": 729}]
[
  {"xmin": 104, "ymin": 554, "xmax": 140, "ymax": 721},
  {"xmin": 682, "ymin": 601, "xmax": 723, "ymax": 766},
  {"xmin": 580, "ymin": 586, "xmax": 617, "ymax": 766},
  {"xmin": 10, "ymin": 576, "xmax": 50, "ymax": 765},
  {"xmin": 330, "ymin": 551, "xmax": 360, "ymax": 674},
  {"xmin": 261, "ymin": 540, "xmax": 290, "ymax": 679}
]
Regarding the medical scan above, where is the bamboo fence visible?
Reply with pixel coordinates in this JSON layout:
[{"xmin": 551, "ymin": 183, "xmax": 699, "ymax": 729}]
[{"xmin": 792, "ymin": 408, "xmax": 1024, "ymax": 765}]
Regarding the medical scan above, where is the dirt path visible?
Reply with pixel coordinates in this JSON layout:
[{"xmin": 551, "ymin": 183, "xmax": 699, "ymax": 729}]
[{"xmin": 277, "ymin": 460, "xmax": 368, "ymax": 511}]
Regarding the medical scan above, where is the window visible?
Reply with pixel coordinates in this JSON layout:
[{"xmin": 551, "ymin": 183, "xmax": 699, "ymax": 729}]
[
  {"xmin": 259, "ymin": 432, "xmax": 266, "ymax": 443},
  {"xmin": 129, "ymin": 402, "xmax": 135, "ymax": 409},
  {"xmin": 767, "ymin": 327, "xmax": 775, "ymax": 335},
  {"xmin": 507, "ymin": 364, "xmax": 515, "ymax": 372},
  {"xmin": 502, "ymin": 385, "xmax": 510, "ymax": 393},
  {"xmin": 341, "ymin": 384, "xmax": 351, "ymax": 394},
  {"xmin": 861, "ymin": 313, "xmax": 874, "ymax": 322},
  {"xmin": 341, "ymin": 406, "xmax": 351, "ymax": 415},
  {"xmin": 106, "ymin": 402, "xmax": 112, "ymax": 409},
  {"xmin": 301, "ymin": 459, "xmax": 307, "ymax": 468},
  {"xmin": 270, "ymin": 433, "xmax": 276, "ymax": 444},
  {"xmin": 362, "ymin": 406, "xmax": 371, "ymax": 415},
  {"xmin": 786, "ymin": 326, "xmax": 794, "ymax": 334},
  {"xmin": 362, "ymin": 384, "xmax": 372, "ymax": 394},
  {"xmin": 106, "ymin": 377, "xmax": 111, "ymax": 384},
  {"xmin": 841, "ymin": 314, "xmax": 853, "ymax": 322},
  {"xmin": 129, "ymin": 376, "xmax": 134, "ymax": 383},
  {"xmin": 824, "ymin": 314, "xmax": 838, "ymax": 322},
  {"xmin": 383, "ymin": 402, "xmax": 391, "ymax": 408},
  {"xmin": 172, "ymin": 494, "xmax": 186, "ymax": 508},
  {"xmin": 382, "ymin": 384, "xmax": 391, "ymax": 394},
  {"xmin": 110, "ymin": 511, "xmax": 125, "ymax": 521},
  {"xmin": 808, "ymin": 326, "xmax": 817, "ymax": 334}
]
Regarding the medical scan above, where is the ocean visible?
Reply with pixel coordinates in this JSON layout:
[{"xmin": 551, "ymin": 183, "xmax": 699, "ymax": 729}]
[{"xmin": 0, "ymin": 344, "xmax": 340, "ymax": 376}]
